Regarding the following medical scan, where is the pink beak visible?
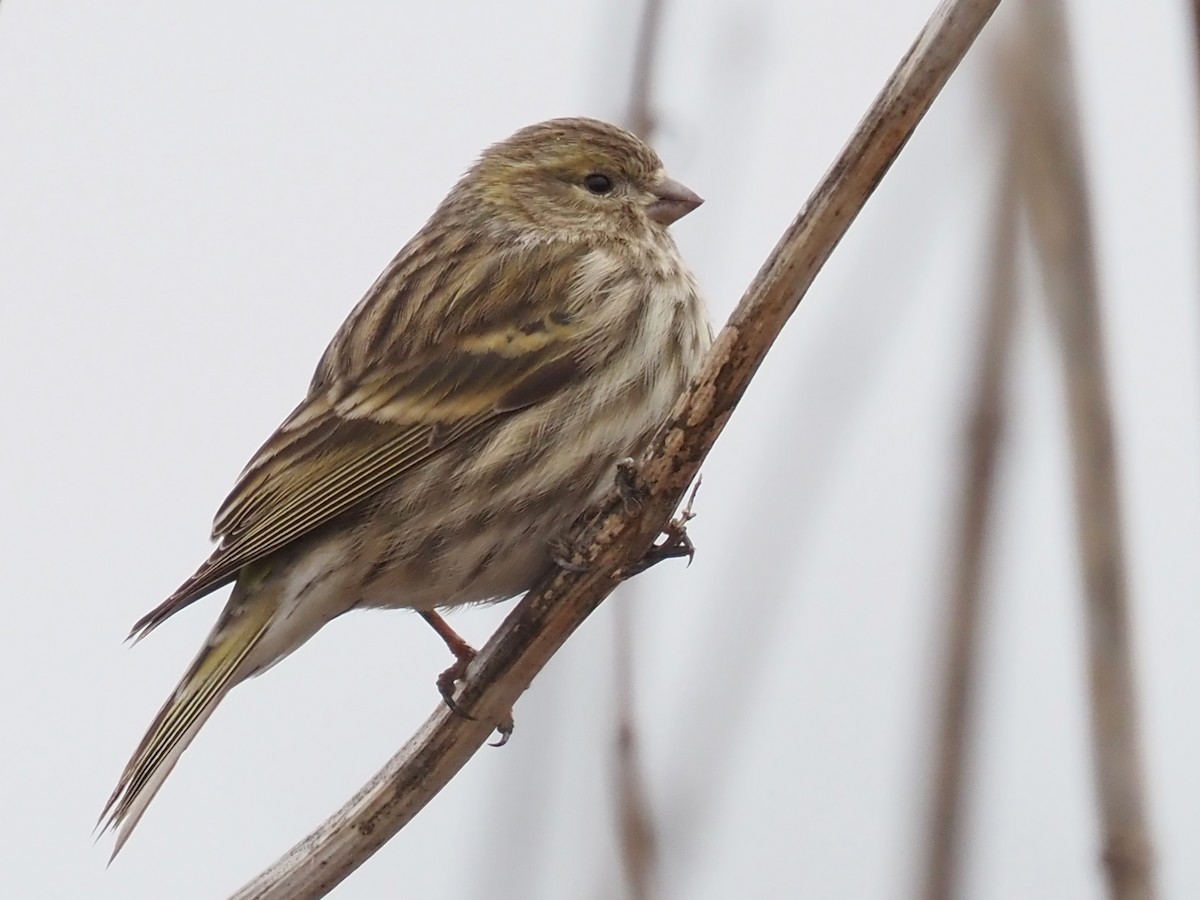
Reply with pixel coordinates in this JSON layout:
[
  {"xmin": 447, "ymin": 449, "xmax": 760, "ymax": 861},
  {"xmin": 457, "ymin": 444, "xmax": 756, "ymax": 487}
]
[{"xmin": 647, "ymin": 176, "xmax": 703, "ymax": 226}]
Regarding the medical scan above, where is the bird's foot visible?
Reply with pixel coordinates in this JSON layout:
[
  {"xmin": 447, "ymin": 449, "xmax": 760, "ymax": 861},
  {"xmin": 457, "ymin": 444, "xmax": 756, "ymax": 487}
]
[
  {"xmin": 420, "ymin": 610, "xmax": 514, "ymax": 744},
  {"xmin": 623, "ymin": 475, "xmax": 703, "ymax": 577},
  {"xmin": 626, "ymin": 529, "xmax": 696, "ymax": 577},
  {"xmin": 433, "ymin": 645, "xmax": 477, "ymax": 721}
]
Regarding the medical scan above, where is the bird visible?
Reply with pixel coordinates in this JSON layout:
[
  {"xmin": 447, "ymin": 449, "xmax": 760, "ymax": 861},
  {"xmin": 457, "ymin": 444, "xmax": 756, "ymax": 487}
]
[{"xmin": 100, "ymin": 116, "xmax": 711, "ymax": 857}]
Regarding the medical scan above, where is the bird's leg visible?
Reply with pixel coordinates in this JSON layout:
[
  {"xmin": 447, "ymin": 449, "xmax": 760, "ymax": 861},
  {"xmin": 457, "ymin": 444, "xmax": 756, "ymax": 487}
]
[
  {"xmin": 418, "ymin": 610, "xmax": 514, "ymax": 745},
  {"xmin": 419, "ymin": 610, "xmax": 477, "ymax": 719}
]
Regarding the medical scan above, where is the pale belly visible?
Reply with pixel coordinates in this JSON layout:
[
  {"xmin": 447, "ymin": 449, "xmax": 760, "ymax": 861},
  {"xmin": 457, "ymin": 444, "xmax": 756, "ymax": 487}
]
[{"xmin": 353, "ymin": 337, "xmax": 705, "ymax": 610}]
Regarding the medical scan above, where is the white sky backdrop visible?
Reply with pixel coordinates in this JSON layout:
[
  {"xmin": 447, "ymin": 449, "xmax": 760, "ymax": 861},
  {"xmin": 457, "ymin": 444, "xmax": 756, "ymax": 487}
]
[{"xmin": 2, "ymin": 1, "xmax": 1198, "ymax": 898}]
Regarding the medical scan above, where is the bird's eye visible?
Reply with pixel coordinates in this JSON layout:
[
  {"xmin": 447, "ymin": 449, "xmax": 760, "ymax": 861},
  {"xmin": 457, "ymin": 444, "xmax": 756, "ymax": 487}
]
[{"xmin": 583, "ymin": 173, "xmax": 614, "ymax": 195}]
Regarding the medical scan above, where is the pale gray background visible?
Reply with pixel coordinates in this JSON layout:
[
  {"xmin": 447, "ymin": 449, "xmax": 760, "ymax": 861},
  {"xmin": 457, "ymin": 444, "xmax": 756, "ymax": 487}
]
[{"xmin": 2, "ymin": 1, "xmax": 1197, "ymax": 898}]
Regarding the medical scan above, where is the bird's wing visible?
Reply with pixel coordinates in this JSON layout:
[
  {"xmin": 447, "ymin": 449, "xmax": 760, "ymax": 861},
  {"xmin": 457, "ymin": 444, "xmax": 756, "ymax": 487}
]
[{"xmin": 130, "ymin": 308, "xmax": 587, "ymax": 639}]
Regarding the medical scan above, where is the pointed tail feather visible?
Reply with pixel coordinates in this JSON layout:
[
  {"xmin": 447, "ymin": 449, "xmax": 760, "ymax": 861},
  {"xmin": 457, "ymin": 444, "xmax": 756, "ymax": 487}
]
[
  {"xmin": 100, "ymin": 584, "xmax": 275, "ymax": 858},
  {"xmin": 127, "ymin": 554, "xmax": 238, "ymax": 644}
]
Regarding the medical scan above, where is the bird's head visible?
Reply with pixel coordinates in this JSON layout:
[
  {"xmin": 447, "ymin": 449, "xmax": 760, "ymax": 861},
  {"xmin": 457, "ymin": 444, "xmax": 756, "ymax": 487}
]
[{"xmin": 460, "ymin": 117, "xmax": 702, "ymax": 242}]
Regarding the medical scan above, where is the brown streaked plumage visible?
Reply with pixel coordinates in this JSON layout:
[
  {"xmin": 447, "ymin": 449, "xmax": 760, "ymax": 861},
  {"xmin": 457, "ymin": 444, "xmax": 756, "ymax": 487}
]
[{"xmin": 101, "ymin": 117, "xmax": 711, "ymax": 856}]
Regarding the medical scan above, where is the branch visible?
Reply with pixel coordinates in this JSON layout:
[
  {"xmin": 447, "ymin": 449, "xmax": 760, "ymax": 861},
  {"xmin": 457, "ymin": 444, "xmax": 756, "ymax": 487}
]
[
  {"xmin": 1015, "ymin": 3, "xmax": 1157, "ymax": 898},
  {"xmin": 230, "ymin": 1, "xmax": 1002, "ymax": 896}
]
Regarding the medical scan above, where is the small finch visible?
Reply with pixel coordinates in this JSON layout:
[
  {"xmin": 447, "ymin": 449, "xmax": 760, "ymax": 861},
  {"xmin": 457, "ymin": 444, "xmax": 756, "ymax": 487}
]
[{"xmin": 100, "ymin": 117, "xmax": 711, "ymax": 855}]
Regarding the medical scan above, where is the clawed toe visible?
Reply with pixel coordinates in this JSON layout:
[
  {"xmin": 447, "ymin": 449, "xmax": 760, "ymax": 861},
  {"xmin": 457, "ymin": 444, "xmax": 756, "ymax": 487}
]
[
  {"xmin": 489, "ymin": 711, "xmax": 515, "ymax": 747},
  {"xmin": 435, "ymin": 655, "xmax": 478, "ymax": 721},
  {"xmin": 626, "ymin": 529, "xmax": 695, "ymax": 577}
]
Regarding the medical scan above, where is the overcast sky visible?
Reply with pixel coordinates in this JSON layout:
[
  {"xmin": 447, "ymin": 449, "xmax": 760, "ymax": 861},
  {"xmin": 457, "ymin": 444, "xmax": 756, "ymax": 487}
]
[{"xmin": 2, "ymin": 1, "xmax": 1198, "ymax": 898}]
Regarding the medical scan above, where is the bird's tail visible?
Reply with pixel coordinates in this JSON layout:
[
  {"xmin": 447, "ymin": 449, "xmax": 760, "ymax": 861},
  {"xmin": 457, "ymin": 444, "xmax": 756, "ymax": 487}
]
[{"xmin": 99, "ymin": 575, "xmax": 276, "ymax": 859}]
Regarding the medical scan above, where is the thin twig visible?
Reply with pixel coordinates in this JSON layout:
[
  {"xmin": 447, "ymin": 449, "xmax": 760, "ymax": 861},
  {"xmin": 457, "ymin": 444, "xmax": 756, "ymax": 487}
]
[
  {"xmin": 1015, "ymin": 3, "xmax": 1157, "ymax": 898},
  {"xmin": 229, "ymin": 2, "xmax": 1002, "ymax": 896},
  {"xmin": 920, "ymin": 110, "xmax": 1020, "ymax": 900}
]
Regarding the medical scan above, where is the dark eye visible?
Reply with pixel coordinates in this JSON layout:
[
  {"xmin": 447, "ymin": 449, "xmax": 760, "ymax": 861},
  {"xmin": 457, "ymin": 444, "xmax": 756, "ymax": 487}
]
[{"xmin": 583, "ymin": 173, "xmax": 614, "ymax": 195}]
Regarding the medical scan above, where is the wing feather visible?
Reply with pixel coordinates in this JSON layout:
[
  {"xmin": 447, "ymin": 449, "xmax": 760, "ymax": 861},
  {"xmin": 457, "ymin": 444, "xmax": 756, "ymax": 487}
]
[{"xmin": 130, "ymin": 310, "xmax": 586, "ymax": 639}]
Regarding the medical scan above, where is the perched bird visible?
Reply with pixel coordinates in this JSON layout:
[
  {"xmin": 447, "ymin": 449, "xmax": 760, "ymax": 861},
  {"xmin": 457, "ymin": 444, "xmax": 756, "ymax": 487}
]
[{"xmin": 100, "ymin": 117, "xmax": 711, "ymax": 856}]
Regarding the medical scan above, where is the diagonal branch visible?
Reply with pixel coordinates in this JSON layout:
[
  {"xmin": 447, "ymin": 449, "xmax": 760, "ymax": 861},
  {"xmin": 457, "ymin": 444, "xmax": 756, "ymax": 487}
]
[{"xmin": 230, "ymin": 1, "xmax": 1002, "ymax": 897}]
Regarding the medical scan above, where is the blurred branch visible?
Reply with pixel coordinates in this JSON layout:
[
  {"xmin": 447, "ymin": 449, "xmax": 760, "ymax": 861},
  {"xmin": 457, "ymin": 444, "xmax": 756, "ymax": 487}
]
[
  {"xmin": 1193, "ymin": 1, "xmax": 1200, "ymax": 196},
  {"xmin": 1193, "ymin": 2, "xmax": 1200, "ymax": 109},
  {"xmin": 614, "ymin": 3, "xmax": 669, "ymax": 897},
  {"xmin": 613, "ymin": 603, "xmax": 657, "ymax": 900},
  {"xmin": 229, "ymin": 1, "xmax": 1002, "ymax": 896},
  {"xmin": 626, "ymin": 0, "xmax": 665, "ymax": 139},
  {"xmin": 1015, "ymin": 3, "xmax": 1157, "ymax": 898},
  {"xmin": 920, "ymin": 117, "xmax": 1019, "ymax": 900}
]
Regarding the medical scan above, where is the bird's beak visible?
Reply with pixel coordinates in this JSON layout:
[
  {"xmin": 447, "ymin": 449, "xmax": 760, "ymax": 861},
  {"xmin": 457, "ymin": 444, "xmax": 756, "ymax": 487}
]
[{"xmin": 647, "ymin": 176, "xmax": 703, "ymax": 226}]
